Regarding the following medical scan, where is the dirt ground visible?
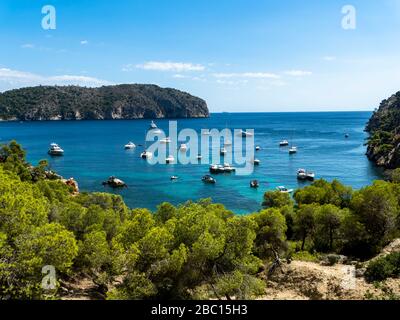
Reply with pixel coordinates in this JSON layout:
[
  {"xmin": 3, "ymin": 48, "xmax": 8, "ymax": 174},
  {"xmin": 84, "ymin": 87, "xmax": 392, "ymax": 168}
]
[{"xmin": 260, "ymin": 239, "xmax": 400, "ymax": 300}]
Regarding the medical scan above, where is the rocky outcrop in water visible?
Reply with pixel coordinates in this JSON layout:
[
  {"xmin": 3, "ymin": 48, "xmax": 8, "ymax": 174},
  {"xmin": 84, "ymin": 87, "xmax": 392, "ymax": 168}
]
[
  {"xmin": 0, "ymin": 84, "xmax": 209, "ymax": 121},
  {"xmin": 366, "ymin": 91, "xmax": 400, "ymax": 169}
]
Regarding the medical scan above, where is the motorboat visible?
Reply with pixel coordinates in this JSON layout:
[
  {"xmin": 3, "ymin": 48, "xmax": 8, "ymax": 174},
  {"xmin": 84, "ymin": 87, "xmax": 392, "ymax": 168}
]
[
  {"xmin": 140, "ymin": 150, "xmax": 152, "ymax": 159},
  {"xmin": 250, "ymin": 180, "xmax": 260, "ymax": 188},
  {"xmin": 170, "ymin": 176, "xmax": 179, "ymax": 180},
  {"xmin": 253, "ymin": 159, "xmax": 261, "ymax": 166},
  {"xmin": 124, "ymin": 142, "xmax": 136, "ymax": 149},
  {"xmin": 306, "ymin": 172, "xmax": 315, "ymax": 181},
  {"xmin": 255, "ymin": 146, "xmax": 261, "ymax": 151},
  {"xmin": 345, "ymin": 133, "xmax": 349, "ymax": 138},
  {"xmin": 279, "ymin": 140, "xmax": 289, "ymax": 147},
  {"xmin": 297, "ymin": 169, "xmax": 315, "ymax": 181},
  {"xmin": 223, "ymin": 163, "xmax": 236, "ymax": 172},
  {"xmin": 276, "ymin": 186, "xmax": 294, "ymax": 194},
  {"xmin": 202, "ymin": 175, "xmax": 216, "ymax": 184},
  {"xmin": 166, "ymin": 155, "xmax": 175, "ymax": 164},
  {"xmin": 48, "ymin": 143, "xmax": 64, "ymax": 156},
  {"xmin": 209, "ymin": 164, "xmax": 225, "ymax": 174},
  {"xmin": 102, "ymin": 176, "xmax": 127, "ymax": 188},
  {"xmin": 197, "ymin": 154, "xmax": 203, "ymax": 160},
  {"xmin": 220, "ymin": 147, "xmax": 227, "ymax": 155},
  {"xmin": 289, "ymin": 146, "xmax": 298, "ymax": 154},
  {"xmin": 297, "ymin": 169, "xmax": 307, "ymax": 181},
  {"xmin": 180, "ymin": 144, "xmax": 188, "ymax": 151}
]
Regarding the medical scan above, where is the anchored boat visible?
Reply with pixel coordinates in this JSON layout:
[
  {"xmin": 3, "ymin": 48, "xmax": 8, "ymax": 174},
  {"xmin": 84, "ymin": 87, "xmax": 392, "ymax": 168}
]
[
  {"xmin": 297, "ymin": 169, "xmax": 315, "ymax": 181},
  {"xmin": 279, "ymin": 140, "xmax": 289, "ymax": 147},
  {"xmin": 202, "ymin": 175, "xmax": 216, "ymax": 184},
  {"xmin": 276, "ymin": 186, "xmax": 294, "ymax": 194},
  {"xmin": 250, "ymin": 180, "xmax": 260, "ymax": 188},
  {"xmin": 48, "ymin": 143, "xmax": 64, "ymax": 156},
  {"xmin": 124, "ymin": 142, "xmax": 136, "ymax": 149}
]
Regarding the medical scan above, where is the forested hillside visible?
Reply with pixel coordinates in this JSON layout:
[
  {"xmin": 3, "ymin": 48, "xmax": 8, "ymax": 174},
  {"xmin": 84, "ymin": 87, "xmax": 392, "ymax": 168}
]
[
  {"xmin": 366, "ymin": 91, "xmax": 400, "ymax": 169},
  {"xmin": 0, "ymin": 85, "xmax": 209, "ymax": 121}
]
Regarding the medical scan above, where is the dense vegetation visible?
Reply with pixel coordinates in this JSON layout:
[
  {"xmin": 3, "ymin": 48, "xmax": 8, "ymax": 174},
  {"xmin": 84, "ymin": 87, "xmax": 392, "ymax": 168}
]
[
  {"xmin": 0, "ymin": 85, "xmax": 209, "ymax": 121},
  {"xmin": 0, "ymin": 142, "xmax": 399, "ymax": 300},
  {"xmin": 366, "ymin": 91, "xmax": 400, "ymax": 169},
  {"xmin": 365, "ymin": 253, "xmax": 400, "ymax": 282}
]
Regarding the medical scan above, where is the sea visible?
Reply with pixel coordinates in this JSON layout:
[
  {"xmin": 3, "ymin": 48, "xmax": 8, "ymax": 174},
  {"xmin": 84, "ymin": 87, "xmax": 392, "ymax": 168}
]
[{"xmin": 0, "ymin": 112, "xmax": 383, "ymax": 214}]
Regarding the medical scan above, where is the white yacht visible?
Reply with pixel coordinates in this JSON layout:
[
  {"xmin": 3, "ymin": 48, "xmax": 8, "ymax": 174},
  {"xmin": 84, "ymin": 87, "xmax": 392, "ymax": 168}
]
[
  {"xmin": 255, "ymin": 146, "xmax": 261, "ymax": 151},
  {"xmin": 289, "ymin": 146, "xmax": 298, "ymax": 154},
  {"xmin": 306, "ymin": 172, "xmax": 315, "ymax": 181},
  {"xmin": 48, "ymin": 143, "xmax": 64, "ymax": 156},
  {"xmin": 223, "ymin": 163, "xmax": 236, "ymax": 172},
  {"xmin": 276, "ymin": 186, "xmax": 294, "ymax": 194},
  {"xmin": 279, "ymin": 140, "xmax": 289, "ymax": 147},
  {"xmin": 297, "ymin": 169, "xmax": 315, "ymax": 181},
  {"xmin": 124, "ymin": 142, "xmax": 136, "ymax": 149},
  {"xmin": 297, "ymin": 169, "xmax": 307, "ymax": 180},
  {"xmin": 253, "ymin": 159, "xmax": 261, "ymax": 166},
  {"xmin": 220, "ymin": 147, "xmax": 227, "ymax": 155},
  {"xmin": 197, "ymin": 154, "xmax": 203, "ymax": 160},
  {"xmin": 140, "ymin": 150, "xmax": 152, "ymax": 159}
]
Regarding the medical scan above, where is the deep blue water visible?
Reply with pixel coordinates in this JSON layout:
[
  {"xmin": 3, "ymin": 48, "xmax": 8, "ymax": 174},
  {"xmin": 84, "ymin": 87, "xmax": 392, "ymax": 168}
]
[{"xmin": 0, "ymin": 112, "xmax": 383, "ymax": 214}]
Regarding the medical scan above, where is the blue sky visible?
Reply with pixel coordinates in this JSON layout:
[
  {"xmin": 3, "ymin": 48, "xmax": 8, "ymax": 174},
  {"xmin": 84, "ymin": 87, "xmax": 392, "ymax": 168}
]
[{"xmin": 1, "ymin": 0, "xmax": 400, "ymax": 112}]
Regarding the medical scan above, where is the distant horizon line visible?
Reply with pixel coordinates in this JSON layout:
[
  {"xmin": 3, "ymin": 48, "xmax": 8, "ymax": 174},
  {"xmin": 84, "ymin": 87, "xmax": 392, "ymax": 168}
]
[{"xmin": 210, "ymin": 110, "xmax": 374, "ymax": 114}]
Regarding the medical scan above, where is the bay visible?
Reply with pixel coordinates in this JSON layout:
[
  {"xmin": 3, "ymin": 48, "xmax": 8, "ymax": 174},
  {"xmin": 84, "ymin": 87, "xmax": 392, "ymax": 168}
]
[{"xmin": 0, "ymin": 112, "xmax": 382, "ymax": 214}]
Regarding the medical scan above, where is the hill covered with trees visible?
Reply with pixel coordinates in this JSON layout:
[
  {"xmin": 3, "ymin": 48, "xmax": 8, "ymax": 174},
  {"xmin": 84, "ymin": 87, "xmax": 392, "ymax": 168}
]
[
  {"xmin": 0, "ymin": 141, "xmax": 399, "ymax": 300},
  {"xmin": 366, "ymin": 91, "xmax": 400, "ymax": 169},
  {"xmin": 0, "ymin": 85, "xmax": 209, "ymax": 121}
]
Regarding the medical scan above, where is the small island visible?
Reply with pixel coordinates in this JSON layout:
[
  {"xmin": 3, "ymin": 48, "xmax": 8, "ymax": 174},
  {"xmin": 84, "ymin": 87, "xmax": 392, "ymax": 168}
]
[{"xmin": 0, "ymin": 84, "xmax": 209, "ymax": 121}]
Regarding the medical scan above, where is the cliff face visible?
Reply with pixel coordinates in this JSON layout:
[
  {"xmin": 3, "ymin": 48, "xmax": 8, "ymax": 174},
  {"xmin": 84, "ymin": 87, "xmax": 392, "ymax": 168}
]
[
  {"xmin": 0, "ymin": 84, "xmax": 209, "ymax": 121},
  {"xmin": 366, "ymin": 92, "xmax": 400, "ymax": 169}
]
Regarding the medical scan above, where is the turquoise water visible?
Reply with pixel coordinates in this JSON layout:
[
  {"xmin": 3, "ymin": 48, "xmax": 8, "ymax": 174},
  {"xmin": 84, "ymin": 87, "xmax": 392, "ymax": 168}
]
[{"xmin": 0, "ymin": 112, "xmax": 382, "ymax": 214}]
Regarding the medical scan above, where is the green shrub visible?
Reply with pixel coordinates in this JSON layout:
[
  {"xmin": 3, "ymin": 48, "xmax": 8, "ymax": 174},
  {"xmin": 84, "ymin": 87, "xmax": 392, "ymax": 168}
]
[
  {"xmin": 292, "ymin": 251, "xmax": 320, "ymax": 263},
  {"xmin": 365, "ymin": 252, "xmax": 400, "ymax": 282},
  {"xmin": 325, "ymin": 254, "xmax": 341, "ymax": 266}
]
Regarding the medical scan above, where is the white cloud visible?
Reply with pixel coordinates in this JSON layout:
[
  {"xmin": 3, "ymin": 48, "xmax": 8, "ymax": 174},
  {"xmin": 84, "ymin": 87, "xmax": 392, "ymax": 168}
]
[
  {"xmin": 172, "ymin": 74, "xmax": 187, "ymax": 79},
  {"xmin": 80, "ymin": 40, "xmax": 88, "ymax": 45},
  {"xmin": 21, "ymin": 44, "xmax": 35, "ymax": 49},
  {"xmin": 133, "ymin": 61, "xmax": 205, "ymax": 72},
  {"xmin": 213, "ymin": 72, "xmax": 280, "ymax": 79},
  {"xmin": 323, "ymin": 56, "xmax": 337, "ymax": 61},
  {"xmin": 284, "ymin": 70, "xmax": 313, "ymax": 77},
  {"xmin": 0, "ymin": 67, "xmax": 111, "ymax": 91}
]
